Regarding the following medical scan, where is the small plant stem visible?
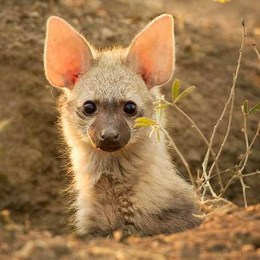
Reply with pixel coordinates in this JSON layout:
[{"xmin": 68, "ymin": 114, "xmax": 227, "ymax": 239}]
[
  {"xmin": 252, "ymin": 44, "xmax": 260, "ymax": 59},
  {"xmin": 201, "ymin": 187, "xmax": 207, "ymax": 201},
  {"xmin": 239, "ymin": 172, "xmax": 248, "ymax": 207},
  {"xmin": 237, "ymin": 120, "xmax": 260, "ymax": 208},
  {"xmin": 221, "ymin": 174, "xmax": 236, "ymax": 195},
  {"xmin": 202, "ymin": 20, "xmax": 246, "ymax": 196},
  {"xmin": 243, "ymin": 171, "xmax": 260, "ymax": 177},
  {"xmin": 243, "ymin": 112, "xmax": 249, "ymax": 150},
  {"xmin": 220, "ymin": 121, "xmax": 260, "ymax": 199},
  {"xmin": 239, "ymin": 120, "xmax": 260, "ymax": 172},
  {"xmin": 207, "ymin": 74, "xmax": 236, "ymax": 178},
  {"xmin": 201, "ymin": 152, "xmax": 218, "ymax": 197},
  {"xmin": 173, "ymin": 105, "xmax": 209, "ymax": 146},
  {"xmin": 160, "ymin": 126, "xmax": 196, "ymax": 187},
  {"xmin": 173, "ymin": 104, "xmax": 223, "ymax": 189},
  {"xmin": 199, "ymin": 168, "xmax": 232, "ymax": 189},
  {"xmin": 239, "ymin": 110, "xmax": 249, "ymax": 175}
]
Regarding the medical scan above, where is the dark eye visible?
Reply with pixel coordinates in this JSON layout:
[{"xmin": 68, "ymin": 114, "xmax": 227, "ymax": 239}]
[
  {"xmin": 124, "ymin": 101, "xmax": 137, "ymax": 115},
  {"xmin": 83, "ymin": 101, "xmax": 96, "ymax": 115}
]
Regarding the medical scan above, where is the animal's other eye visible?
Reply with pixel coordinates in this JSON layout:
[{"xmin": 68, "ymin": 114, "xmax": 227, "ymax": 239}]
[
  {"xmin": 124, "ymin": 101, "xmax": 137, "ymax": 115},
  {"xmin": 83, "ymin": 101, "xmax": 96, "ymax": 115}
]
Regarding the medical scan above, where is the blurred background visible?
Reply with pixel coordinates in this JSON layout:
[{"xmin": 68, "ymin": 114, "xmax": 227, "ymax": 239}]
[{"xmin": 0, "ymin": 0, "xmax": 259, "ymax": 235}]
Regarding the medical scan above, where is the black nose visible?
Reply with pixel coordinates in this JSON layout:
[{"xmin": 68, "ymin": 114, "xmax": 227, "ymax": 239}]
[
  {"xmin": 88, "ymin": 113, "xmax": 131, "ymax": 152},
  {"xmin": 100, "ymin": 130, "xmax": 119, "ymax": 142},
  {"xmin": 97, "ymin": 129, "xmax": 122, "ymax": 152}
]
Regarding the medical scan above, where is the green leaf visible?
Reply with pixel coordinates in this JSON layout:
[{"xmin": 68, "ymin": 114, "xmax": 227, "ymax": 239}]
[
  {"xmin": 242, "ymin": 100, "xmax": 248, "ymax": 114},
  {"xmin": 172, "ymin": 79, "xmax": 180, "ymax": 101},
  {"xmin": 156, "ymin": 104, "xmax": 169, "ymax": 110},
  {"xmin": 174, "ymin": 86, "xmax": 195, "ymax": 103},
  {"xmin": 134, "ymin": 123, "xmax": 151, "ymax": 128},
  {"xmin": 135, "ymin": 117, "xmax": 157, "ymax": 125},
  {"xmin": 134, "ymin": 117, "xmax": 157, "ymax": 128},
  {"xmin": 248, "ymin": 103, "xmax": 260, "ymax": 114}
]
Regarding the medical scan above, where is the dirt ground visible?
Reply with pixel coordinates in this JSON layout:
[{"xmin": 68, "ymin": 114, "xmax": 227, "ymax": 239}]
[
  {"xmin": 0, "ymin": 0, "xmax": 259, "ymax": 259},
  {"xmin": 1, "ymin": 204, "xmax": 260, "ymax": 259}
]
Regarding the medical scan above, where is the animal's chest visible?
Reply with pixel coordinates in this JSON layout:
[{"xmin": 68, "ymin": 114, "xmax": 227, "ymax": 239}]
[{"xmin": 89, "ymin": 175, "xmax": 135, "ymax": 235}]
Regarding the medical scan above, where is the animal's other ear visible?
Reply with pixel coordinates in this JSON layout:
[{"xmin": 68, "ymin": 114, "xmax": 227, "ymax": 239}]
[
  {"xmin": 44, "ymin": 16, "xmax": 93, "ymax": 89},
  {"xmin": 126, "ymin": 14, "xmax": 175, "ymax": 89}
]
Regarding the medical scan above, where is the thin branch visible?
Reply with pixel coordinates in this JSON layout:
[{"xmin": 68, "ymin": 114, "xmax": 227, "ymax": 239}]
[
  {"xmin": 220, "ymin": 120, "xmax": 260, "ymax": 205},
  {"xmin": 173, "ymin": 105, "xmax": 211, "ymax": 148},
  {"xmin": 221, "ymin": 174, "xmax": 237, "ymax": 195},
  {"xmin": 252, "ymin": 43, "xmax": 260, "ymax": 59},
  {"xmin": 207, "ymin": 76, "xmax": 236, "ymax": 178},
  {"xmin": 239, "ymin": 120, "xmax": 260, "ymax": 172},
  {"xmin": 202, "ymin": 20, "xmax": 246, "ymax": 196},
  {"xmin": 236, "ymin": 120, "xmax": 260, "ymax": 208},
  {"xmin": 172, "ymin": 104, "xmax": 222, "ymax": 188},
  {"xmin": 199, "ymin": 167, "xmax": 235, "ymax": 190},
  {"xmin": 243, "ymin": 170, "xmax": 260, "ymax": 177},
  {"xmin": 243, "ymin": 112, "xmax": 250, "ymax": 152},
  {"xmin": 160, "ymin": 126, "xmax": 196, "ymax": 187},
  {"xmin": 238, "ymin": 172, "xmax": 249, "ymax": 207}
]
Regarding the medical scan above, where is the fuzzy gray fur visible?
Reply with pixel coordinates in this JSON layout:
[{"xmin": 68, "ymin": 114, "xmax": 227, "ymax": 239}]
[{"xmin": 58, "ymin": 49, "xmax": 201, "ymax": 237}]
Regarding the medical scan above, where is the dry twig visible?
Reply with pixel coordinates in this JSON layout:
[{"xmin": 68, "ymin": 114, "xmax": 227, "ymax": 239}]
[{"xmin": 201, "ymin": 20, "xmax": 246, "ymax": 198}]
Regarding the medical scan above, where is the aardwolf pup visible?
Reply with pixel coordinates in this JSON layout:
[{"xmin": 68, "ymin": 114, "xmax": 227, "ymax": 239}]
[{"xmin": 44, "ymin": 14, "xmax": 200, "ymax": 236}]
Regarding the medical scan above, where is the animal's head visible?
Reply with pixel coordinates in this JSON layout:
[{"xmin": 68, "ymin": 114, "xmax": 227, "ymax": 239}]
[{"xmin": 44, "ymin": 15, "xmax": 175, "ymax": 152}]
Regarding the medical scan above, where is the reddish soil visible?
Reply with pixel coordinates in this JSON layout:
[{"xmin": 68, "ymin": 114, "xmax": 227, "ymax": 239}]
[
  {"xmin": 1, "ymin": 204, "xmax": 260, "ymax": 259},
  {"xmin": 0, "ymin": 0, "xmax": 259, "ymax": 259}
]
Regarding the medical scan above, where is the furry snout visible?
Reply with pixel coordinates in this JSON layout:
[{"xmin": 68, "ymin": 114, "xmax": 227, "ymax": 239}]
[{"xmin": 88, "ymin": 113, "xmax": 131, "ymax": 152}]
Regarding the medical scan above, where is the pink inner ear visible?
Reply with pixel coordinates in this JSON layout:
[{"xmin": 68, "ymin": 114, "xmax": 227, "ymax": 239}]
[
  {"xmin": 126, "ymin": 15, "xmax": 174, "ymax": 89},
  {"xmin": 44, "ymin": 16, "xmax": 93, "ymax": 88},
  {"xmin": 63, "ymin": 68, "xmax": 81, "ymax": 86}
]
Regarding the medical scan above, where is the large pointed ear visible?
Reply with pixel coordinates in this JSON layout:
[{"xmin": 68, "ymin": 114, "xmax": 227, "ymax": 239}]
[
  {"xmin": 44, "ymin": 16, "xmax": 93, "ymax": 89},
  {"xmin": 126, "ymin": 14, "xmax": 175, "ymax": 89}
]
